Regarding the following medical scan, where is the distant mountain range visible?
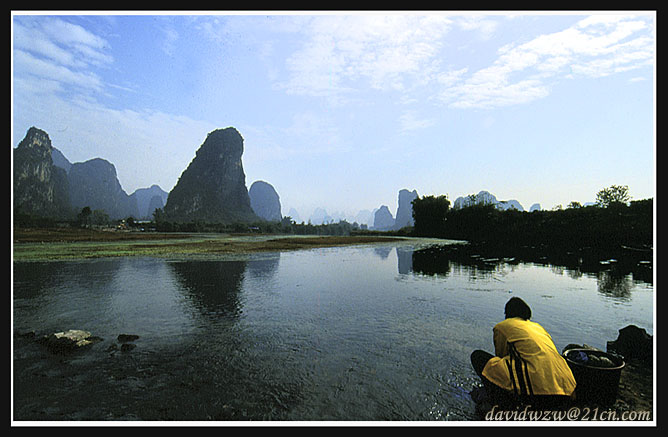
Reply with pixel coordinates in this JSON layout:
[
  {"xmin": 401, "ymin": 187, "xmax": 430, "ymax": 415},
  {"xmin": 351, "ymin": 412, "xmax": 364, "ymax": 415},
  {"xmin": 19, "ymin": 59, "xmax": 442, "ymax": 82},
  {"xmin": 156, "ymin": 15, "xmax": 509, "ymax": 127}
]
[
  {"xmin": 14, "ymin": 126, "xmax": 170, "ymax": 221},
  {"xmin": 14, "ymin": 126, "xmax": 548, "ymax": 227},
  {"xmin": 13, "ymin": 126, "xmax": 276, "ymax": 224}
]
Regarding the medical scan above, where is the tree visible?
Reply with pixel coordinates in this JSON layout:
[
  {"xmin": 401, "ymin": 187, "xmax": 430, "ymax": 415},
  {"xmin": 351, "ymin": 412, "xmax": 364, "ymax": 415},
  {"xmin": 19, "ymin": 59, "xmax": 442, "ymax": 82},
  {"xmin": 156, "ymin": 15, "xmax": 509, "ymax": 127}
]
[
  {"xmin": 77, "ymin": 206, "xmax": 92, "ymax": 228},
  {"xmin": 596, "ymin": 185, "xmax": 631, "ymax": 208},
  {"xmin": 412, "ymin": 195, "xmax": 450, "ymax": 237},
  {"xmin": 153, "ymin": 207, "xmax": 165, "ymax": 224},
  {"xmin": 91, "ymin": 210, "xmax": 109, "ymax": 226}
]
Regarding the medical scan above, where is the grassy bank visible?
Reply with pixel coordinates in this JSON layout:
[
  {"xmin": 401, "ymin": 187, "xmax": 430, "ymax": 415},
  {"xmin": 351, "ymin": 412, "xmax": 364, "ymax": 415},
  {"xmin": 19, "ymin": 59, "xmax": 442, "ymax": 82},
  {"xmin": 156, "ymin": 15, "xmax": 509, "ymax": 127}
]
[{"xmin": 12, "ymin": 228, "xmax": 410, "ymax": 261}]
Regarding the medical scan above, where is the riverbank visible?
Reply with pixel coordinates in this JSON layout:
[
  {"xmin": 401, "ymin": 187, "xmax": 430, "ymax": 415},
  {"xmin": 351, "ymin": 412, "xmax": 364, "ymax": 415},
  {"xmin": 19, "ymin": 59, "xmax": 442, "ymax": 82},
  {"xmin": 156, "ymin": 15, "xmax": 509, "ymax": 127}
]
[{"xmin": 12, "ymin": 227, "xmax": 419, "ymax": 261}]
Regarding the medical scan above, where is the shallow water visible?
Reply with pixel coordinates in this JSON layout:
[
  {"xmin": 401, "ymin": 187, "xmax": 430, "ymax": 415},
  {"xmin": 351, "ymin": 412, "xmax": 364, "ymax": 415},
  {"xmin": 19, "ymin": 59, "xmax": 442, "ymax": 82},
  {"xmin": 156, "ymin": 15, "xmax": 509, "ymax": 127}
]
[{"xmin": 12, "ymin": 241, "xmax": 653, "ymax": 422}]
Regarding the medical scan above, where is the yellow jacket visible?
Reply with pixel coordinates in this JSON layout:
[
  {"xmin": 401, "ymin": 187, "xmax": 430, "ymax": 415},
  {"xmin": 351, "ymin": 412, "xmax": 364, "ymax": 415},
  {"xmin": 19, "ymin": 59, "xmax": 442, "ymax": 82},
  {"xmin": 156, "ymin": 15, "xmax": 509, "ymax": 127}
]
[{"xmin": 482, "ymin": 317, "xmax": 576, "ymax": 396}]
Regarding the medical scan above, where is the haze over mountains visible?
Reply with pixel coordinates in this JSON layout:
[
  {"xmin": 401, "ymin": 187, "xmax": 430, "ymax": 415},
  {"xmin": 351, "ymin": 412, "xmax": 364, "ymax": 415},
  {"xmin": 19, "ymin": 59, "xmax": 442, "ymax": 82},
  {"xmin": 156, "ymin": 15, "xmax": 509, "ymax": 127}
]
[
  {"xmin": 13, "ymin": 126, "xmax": 545, "ymax": 228},
  {"xmin": 14, "ymin": 127, "xmax": 168, "ymax": 221}
]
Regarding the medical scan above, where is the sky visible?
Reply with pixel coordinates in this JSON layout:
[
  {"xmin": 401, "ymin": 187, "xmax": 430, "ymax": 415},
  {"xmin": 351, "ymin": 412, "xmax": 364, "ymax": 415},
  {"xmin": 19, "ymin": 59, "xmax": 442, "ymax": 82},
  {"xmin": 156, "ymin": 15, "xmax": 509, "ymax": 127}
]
[{"xmin": 11, "ymin": 11, "xmax": 656, "ymax": 223}]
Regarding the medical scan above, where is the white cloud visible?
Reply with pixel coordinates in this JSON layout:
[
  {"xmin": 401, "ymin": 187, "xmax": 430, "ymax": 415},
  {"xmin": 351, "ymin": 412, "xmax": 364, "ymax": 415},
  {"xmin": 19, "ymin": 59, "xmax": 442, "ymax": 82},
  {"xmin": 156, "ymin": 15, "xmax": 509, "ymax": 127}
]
[
  {"xmin": 278, "ymin": 13, "xmax": 653, "ymax": 110},
  {"xmin": 13, "ymin": 49, "xmax": 105, "ymax": 93},
  {"xmin": 281, "ymin": 14, "xmax": 454, "ymax": 98},
  {"xmin": 14, "ymin": 16, "xmax": 112, "ymax": 68},
  {"xmin": 438, "ymin": 13, "xmax": 654, "ymax": 109},
  {"xmin": 12, "ymin": 16, "xmax": 113, "ymax": 100},
  {"xmin": 12, "ymin": 15, "xmax": 218, "ymax": 193}
]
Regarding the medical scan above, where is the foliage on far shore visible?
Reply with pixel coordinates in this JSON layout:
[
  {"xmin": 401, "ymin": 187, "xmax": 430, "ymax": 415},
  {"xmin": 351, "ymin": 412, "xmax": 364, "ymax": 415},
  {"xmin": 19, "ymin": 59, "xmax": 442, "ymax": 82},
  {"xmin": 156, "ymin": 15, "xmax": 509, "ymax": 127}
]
[
  {"xmin": 14, "ymin": 185, "xmax": 653, "ymax": 262},
  {"xmin": 410, "ymin": 188, "xmax": 653, "ymax": 258}
]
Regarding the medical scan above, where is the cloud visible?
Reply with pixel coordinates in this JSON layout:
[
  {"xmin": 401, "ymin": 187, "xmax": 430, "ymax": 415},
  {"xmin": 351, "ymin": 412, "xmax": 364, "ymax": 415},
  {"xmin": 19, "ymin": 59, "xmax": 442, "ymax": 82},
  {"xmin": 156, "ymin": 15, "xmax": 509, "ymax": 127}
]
[
  {"xmin": 12, "ymin": 15, "xmax": 218, "ymax": 193},
  {"xmin": 13, "ymin": 16, "xmax": 112, "ymax": 68},
  {"xmin": 12, "ymin": 16, "xmax": 113, "ymax": 100},
  {"xmin": 13, "ymin": 49, "xmax": 105, "ymax": 93},
  {"xmin": 438, "ymin": 14, "xmax": 654, "ymax": 109},
  {"xmin": 277, "ymin": 13, "xmax": 653, "ymax": 110},
  {"xmin": 280, "ymin": 14, "xmax": 454, "ymax": 98}
]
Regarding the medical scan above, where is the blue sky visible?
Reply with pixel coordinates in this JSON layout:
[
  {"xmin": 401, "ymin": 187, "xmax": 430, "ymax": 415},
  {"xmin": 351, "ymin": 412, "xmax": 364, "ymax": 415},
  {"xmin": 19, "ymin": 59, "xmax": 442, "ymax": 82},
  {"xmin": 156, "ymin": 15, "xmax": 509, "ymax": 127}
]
[{"xmin": 12, "ymin": 11, "xmax": 655, "ymax": 222}]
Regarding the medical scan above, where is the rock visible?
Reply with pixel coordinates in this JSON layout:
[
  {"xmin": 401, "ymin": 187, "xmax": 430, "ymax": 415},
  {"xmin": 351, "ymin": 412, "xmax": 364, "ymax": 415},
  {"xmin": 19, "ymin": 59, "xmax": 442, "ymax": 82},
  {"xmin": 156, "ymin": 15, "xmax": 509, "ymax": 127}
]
[
  {"xmin": 393, "ymin": 189, "xmax": 418, "ymax": 230},
  {"xmin": 39, "ymin": 329, "xmax": 102, "ymax": 354},
  {"xmin": 309, "ymin": 207, "xmax": 332, "ymax": 225},
  {"xmin": 164, "ymin": 127, "xmax": 258, "ymax": 223},
  {"xmin": 120, "ymin": 343, "xmax": 136, "ymax": 352},
  {"xmin": 607, "ymin": 325, "xmax": 653, "ymax": 364},
  {"xmin": 249, "ymin": 180, "xmax": 282, "ymax": 222},
  {"xmin": 68, "ymin": 158, "xmax": 138, "ymax": 220},
  {"xmin": 496, "ymin": 199, "xmax": 524, "ymax": 212},
  {"xmin": 287, "ymin": 207, "xmax": 301, "ymax": 223},
  {"xmin": 130, "ymin": 185, "xmax": 168, "ymax": 219},
  {"xmin": 373, "ymin": 205, "xmax": 395, "ymax": 231},
  {"xmin": 354, "ymin": 209, "xmax": 373, "ymax": 227},
  {"xmin": 13, "ymin": 127, "xmax": 72, "ymax": 218},
  {"xmin": 117, "ymin": 334, "xmax": 140, "ymax": 343},
  {"xmin": 452, "ymin": 190, "xmax": 525, "ymax": 211},
  {"xmin": 17, "ymin": 330, "xmax": 36, "ymax": 340}
]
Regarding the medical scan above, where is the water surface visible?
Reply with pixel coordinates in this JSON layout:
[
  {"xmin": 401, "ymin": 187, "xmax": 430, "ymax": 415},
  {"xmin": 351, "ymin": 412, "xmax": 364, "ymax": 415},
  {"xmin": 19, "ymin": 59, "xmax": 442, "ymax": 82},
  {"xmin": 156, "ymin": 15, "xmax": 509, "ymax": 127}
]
[{"xmin": 12, "ymin": 241, "xmax": 653, "ymax": 421}]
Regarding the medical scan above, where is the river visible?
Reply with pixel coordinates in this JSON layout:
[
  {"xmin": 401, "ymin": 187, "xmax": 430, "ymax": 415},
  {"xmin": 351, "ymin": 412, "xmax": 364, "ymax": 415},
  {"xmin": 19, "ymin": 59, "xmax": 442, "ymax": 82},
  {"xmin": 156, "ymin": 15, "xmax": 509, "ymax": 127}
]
[{"xmin": 12, "ymin": 240, "xmax": 654, "ymax": 422}]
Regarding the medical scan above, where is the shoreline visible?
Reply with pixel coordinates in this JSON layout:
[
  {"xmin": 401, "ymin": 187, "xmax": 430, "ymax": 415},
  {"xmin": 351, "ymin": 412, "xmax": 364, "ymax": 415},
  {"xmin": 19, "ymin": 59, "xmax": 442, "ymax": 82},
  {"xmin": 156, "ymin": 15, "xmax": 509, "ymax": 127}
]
[{"xmin": 12, "ymin": 228, "xmax": 439, "ymax": 262}]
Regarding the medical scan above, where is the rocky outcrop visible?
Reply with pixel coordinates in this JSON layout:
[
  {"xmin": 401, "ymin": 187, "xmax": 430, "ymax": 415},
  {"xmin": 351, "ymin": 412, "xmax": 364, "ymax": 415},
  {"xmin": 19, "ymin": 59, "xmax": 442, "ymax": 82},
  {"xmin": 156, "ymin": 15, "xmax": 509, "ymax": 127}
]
[
  {"xmin": 68, "ymin": 158, "xmax": 138, "ymax": 220},
  {"xmin": 287, "ymin": 207, "xmax": 301, "ymax": 223},
  {"xmin": 607, "ymin": 325, "xmax": 653, "ymax": 364},
  {"xmin": 130, "ymin": 185, "xmax": 168, "ymax": 219},
  {"xmin": 453, "ymin": 190, "xmax": 525, "ymax": 212},
  {"xmin": 354, "ymin": 210, "xmax": 373, "ymax": 227},
  {"xmin": 51, "ymin": 147, "xmax": 72, "ymax": 173},
  {"xmin": 13, "ymin": 127, "xmax": 72, "ymax": 218},
  {"xmin": 164, "ymin": 127, "xmax": 258, "ymax": 223},
  {"xmin": 453, "ymin": 190, "xmax": 498, "ymax": 209},
  {"xmin": 146, "ymin": 195, "xmax": 164, "ymax": 219},
  {"xmin": 393, "ymin": 189, "xmax": 418, "ymax": 230},
  {"xmin": 37, "ymin": 329, "xmax": 103, "ymax": 354},
  {"xmin": 373, "ymin": 205, "xmax": 395, "ymax": 231},
  {"xmin": 309, "ymin": 208, "xmax": 332, "ymax": 225},
  {"xmin": 497, "ymin": 199, "xmax": 524, "ymax": 212},
  {"xmin": 249, "ymin": 180, "xmax": 282, "ymax": 222}
]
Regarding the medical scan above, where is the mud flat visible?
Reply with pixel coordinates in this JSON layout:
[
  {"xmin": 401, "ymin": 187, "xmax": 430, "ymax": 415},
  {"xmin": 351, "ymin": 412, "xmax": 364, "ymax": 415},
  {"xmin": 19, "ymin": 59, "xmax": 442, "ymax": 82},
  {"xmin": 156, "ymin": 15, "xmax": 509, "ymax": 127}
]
[{"xmin": 12, "ymin": 228, "xmax": 421, "ymax": 261}]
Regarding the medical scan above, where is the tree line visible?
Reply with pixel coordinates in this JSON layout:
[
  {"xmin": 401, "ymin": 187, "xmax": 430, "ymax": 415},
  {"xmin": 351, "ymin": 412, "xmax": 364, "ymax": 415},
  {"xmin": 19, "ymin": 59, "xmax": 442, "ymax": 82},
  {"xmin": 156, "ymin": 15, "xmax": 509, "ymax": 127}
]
[{"xmin": 411, "ymin": 185, "xmax": 653, "ymax": 257}]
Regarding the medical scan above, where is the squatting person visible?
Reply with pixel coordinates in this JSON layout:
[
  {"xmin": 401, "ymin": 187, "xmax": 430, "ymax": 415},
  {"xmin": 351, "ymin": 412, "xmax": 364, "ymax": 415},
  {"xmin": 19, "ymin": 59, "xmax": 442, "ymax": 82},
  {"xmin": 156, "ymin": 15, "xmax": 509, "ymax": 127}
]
[{"xmin": 471, "ymin": 297, "xmax": 577, "ymax": 408}]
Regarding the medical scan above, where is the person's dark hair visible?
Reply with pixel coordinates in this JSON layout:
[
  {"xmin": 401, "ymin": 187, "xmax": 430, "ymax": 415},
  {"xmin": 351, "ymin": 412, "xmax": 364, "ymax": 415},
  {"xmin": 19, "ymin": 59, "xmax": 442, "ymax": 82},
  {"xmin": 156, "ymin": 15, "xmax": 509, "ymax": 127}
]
[{"xmin": 505, "ymin": 297, "xmax": 532, "ymax": 320}]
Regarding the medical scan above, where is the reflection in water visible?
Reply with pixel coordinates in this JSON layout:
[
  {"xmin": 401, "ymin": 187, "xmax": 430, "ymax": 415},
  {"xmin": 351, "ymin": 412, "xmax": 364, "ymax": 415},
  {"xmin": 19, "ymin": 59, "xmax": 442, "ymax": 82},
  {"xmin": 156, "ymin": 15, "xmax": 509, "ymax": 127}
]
[
  {"xmin": 396, "ymin": 247, "xmax": 413, "ymax": 274},
  {"xmin": 169, "ymin": 260, "xmax": 247, "ymax": 320},
  {"xmin": 408, "ymin": 245, "xmax": 651, "ymax": 300},
  {"xmin": 246, "ymin": 253, "xmax": 281, "ymax": 280},
  {"xmin": 596, "ymin": 270, "xmax": 633, "ymax": 300},
  {"xmin": 373, "ymin": 246, "xmax": 393, "ymax": 260},
  {"xmin": 12, "ymin": 243, "xmax": 653, "ymax": 421}
]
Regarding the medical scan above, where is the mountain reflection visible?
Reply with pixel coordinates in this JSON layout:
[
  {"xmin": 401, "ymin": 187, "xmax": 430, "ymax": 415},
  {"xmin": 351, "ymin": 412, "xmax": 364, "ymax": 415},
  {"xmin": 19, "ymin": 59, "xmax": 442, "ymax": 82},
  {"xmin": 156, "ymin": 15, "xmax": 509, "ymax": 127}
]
[
  {"xmin": 245, "ymin": 253, "xmax": 281, "ymax": 280},
  {"xmin": 168, "ymin": 254, "xmax": 281, "ymax": 320},
  {"xmin": 169, "ymin": 260, "xmax": 248, "ymax": 319}
]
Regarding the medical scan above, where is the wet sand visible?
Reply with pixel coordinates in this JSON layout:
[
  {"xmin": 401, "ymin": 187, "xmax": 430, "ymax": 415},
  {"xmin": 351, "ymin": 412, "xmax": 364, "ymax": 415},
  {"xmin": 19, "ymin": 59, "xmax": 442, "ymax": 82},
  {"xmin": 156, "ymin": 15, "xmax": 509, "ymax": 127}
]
[{"xmin": 12, "ymin": 228, "xmax": 416, "ymax": 261}]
